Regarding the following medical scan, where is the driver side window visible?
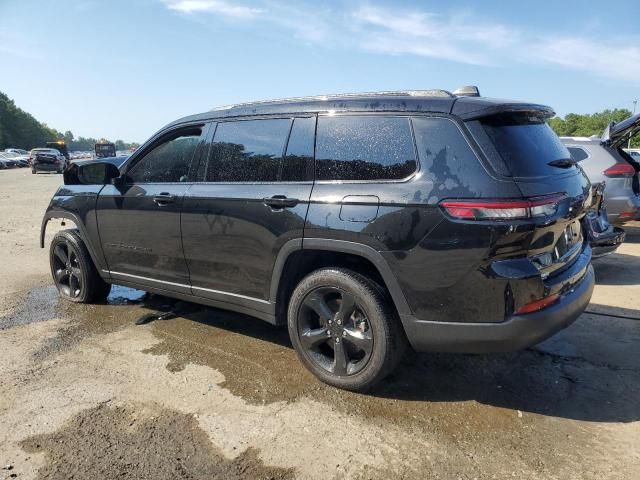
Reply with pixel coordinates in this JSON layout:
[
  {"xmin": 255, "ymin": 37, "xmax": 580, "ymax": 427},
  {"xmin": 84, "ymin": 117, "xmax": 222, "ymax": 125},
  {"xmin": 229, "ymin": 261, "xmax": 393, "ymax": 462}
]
[{"xmin": 127, "ymin": 126, "xmax": 202, "ymax": 183}]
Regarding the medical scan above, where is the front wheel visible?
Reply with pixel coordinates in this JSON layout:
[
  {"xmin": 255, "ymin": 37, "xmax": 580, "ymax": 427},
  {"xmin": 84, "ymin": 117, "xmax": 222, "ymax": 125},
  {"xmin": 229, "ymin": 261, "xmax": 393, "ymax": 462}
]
[
  {"xmin": 288, "ymin": 268, "xmax": 407, "ymax": 391},
  {"xmin": 50, "ymin": 229, "xmax": 112, "ymax": 303}
]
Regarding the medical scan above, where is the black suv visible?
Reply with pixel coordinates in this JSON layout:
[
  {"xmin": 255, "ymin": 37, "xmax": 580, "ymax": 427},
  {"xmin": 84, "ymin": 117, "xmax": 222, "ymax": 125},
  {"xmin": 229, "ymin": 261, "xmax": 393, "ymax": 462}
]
[{"xmin": 41, "ymin": 89, "xmax": 595, "ymax": 391}]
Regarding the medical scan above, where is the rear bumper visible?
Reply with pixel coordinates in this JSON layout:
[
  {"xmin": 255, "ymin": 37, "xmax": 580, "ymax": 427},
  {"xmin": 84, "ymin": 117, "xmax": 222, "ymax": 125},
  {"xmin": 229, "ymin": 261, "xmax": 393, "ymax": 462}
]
[
  {"xmin": 33, "ymin": 163, "xmax": 61, "ymax": 172},
  {"xmin": 590, "ymin": 226, "xmax": 626, "ymax": 258},
  {"xmin": 607, "ymin": 195, "xmax": 640, "ymax": 224},
  {"xmin": 400, "ymin": 259, "xmax": 594, "ymax": 354}
]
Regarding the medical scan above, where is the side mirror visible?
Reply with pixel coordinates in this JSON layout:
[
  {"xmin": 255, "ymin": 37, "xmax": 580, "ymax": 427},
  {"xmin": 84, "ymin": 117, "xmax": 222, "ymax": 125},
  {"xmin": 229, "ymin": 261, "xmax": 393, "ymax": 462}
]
[{"xmin": 76, "ymin": 161, "xmax": 121, "ymax": 185}]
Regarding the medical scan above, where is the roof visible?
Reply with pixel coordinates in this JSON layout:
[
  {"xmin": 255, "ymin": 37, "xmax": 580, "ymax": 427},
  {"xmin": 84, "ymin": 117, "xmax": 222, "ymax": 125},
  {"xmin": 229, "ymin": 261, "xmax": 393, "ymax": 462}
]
[
  {"xmin": 560, "ymin": 136, "xmax": 603, "ymax": 144},
  {"xmin": 162, "ymin": 90, "xmax": 556, "ymax": 131}
]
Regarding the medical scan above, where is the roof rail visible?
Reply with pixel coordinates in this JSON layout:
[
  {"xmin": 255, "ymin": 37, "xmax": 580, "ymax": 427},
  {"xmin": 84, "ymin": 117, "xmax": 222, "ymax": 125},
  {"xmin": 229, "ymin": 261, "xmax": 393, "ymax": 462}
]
[{"xmin": 210, "ymin": 89, "xmax": 455, "ymax": 111}]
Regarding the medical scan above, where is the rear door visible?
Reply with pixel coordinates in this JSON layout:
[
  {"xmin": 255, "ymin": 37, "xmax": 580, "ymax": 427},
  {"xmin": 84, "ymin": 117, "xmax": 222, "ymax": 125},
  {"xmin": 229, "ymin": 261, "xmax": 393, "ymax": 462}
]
[
  {"xmin": 181, "ymin": 116, "xmax": 315, "ymax": 311},
  {"xmin": 97, "ymin": 124, "xmax": 207, "ymax": 293}
]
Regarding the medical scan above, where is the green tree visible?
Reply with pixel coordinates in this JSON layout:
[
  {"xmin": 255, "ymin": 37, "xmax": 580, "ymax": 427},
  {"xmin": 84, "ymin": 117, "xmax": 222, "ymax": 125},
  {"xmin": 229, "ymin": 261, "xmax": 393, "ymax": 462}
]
[
  {"xmin": 0, "ymin": 90, "xmax": 139, "ymax": 151},
  {"xmin": 549, "ymin": 109, "xmax": 639, "ymax": 147}
]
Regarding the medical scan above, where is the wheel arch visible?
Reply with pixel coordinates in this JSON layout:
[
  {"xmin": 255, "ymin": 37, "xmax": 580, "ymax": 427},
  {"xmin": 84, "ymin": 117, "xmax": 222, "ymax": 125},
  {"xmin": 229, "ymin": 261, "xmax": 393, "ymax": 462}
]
[
  {"xmin": 270, "ymin": 238, "xmax": 412, "ymax": 324},
  {"xmin": 41, "ymin": 210, "xmax": 108, "ymax": 278}
]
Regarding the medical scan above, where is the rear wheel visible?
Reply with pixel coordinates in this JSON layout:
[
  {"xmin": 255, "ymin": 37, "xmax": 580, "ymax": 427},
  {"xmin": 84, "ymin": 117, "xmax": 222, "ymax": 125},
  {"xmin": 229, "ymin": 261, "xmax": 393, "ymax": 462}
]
[
  {"xmin": 31, "ymin": 169, "xmax": 36, "ymax": 174},
  {"xmin": 50, "ymin": 230, "xmax": 111, "ymax": 303},
  {"xmin": 288, "ymin": 268, "xmax": 406, "ymax": 391}
]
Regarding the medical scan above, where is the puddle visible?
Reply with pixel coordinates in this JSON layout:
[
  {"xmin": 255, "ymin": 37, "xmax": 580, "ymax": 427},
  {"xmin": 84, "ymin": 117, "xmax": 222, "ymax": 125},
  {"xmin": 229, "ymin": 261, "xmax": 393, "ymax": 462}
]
[
  {"xmin": 142, "ymin": 308, "xmax": 318, "ymax": 404},
  {"xmin": 15, "ymin": 285, "xmax": 170, "ymax": 362},
  {"xmin": 20, "ymin": 402, "xmax": 294, "ymax": 480}
]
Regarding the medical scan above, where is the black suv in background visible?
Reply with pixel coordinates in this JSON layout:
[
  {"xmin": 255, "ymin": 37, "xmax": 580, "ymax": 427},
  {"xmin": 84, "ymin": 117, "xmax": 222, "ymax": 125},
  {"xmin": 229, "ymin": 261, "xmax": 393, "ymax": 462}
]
[{"xmin": 42, "ymin": 89, "xmax": 595, "ymax": 391}]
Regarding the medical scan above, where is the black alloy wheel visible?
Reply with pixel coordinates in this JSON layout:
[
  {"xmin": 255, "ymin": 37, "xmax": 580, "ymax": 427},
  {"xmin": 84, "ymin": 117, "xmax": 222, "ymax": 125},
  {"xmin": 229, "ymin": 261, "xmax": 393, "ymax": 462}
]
[
  {"xmin": 297, "ymin": 286, "xmax": 374, "ymax": 376},
  {"xmin": 50, "ymin": 229, "xmax": 112, "ymax": 303},
  {"xmin": 52, "ymin": 239, "xmax": 84, "ymax": 298},
  {"xmin": 288, "ymin": 268, "xmax": 407, "ymax": 391}
]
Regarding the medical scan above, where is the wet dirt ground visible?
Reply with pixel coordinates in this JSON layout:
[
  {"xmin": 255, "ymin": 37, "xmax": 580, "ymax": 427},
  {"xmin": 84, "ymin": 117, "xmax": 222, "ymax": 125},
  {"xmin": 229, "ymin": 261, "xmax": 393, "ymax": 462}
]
[{"xmin": 0, "ymin": 168, "xmax": 639, "ymax": 479}]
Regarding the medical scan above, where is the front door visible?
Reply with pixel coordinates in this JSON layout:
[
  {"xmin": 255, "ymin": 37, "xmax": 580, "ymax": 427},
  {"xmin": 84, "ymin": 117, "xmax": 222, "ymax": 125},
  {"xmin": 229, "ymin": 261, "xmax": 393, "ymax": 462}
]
[
  {"xmin": 97, "ymin": 124, "xmax": 207, "ymax": 293},
  {"xmin": 181, "ymin": 116, "xmax": 316, "ymax": 312}
]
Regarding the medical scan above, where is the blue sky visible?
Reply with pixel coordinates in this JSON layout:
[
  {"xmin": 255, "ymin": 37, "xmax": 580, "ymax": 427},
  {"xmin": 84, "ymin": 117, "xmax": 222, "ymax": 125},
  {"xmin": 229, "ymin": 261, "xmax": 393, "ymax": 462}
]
[{"xmin": 1, "ymin": 0, "xmax": 639, "ymax": 142}]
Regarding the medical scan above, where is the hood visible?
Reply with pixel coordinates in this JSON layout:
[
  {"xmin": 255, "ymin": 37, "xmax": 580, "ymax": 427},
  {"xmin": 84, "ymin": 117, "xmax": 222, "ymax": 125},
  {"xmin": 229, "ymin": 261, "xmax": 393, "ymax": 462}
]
[{"xmin": 601, "ymin": 113, "xmax": 640, "ymax": 147}]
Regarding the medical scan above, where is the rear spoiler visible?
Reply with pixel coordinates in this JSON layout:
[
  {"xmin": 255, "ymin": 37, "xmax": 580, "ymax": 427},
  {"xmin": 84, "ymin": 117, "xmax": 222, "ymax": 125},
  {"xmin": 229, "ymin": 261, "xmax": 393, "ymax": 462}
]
[{"xmin": 451, "ymin": 98, "xmax": 555, "ymax": 121}]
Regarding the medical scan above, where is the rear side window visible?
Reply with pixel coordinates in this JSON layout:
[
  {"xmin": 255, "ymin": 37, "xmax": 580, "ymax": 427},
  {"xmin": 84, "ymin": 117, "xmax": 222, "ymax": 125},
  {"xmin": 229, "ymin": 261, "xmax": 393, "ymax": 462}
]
[
  {"xmin": 282, "ymin": 116, "xmax": 315, "ymax": 182},
  {"xmin": 205, "ymin": 119, "xmax": 291, "ymax": 182},
  {"xmin": 315, "ymin": 116, "xmax": 417, "ymax": 181},
  {"xmin": 480, "ymin": 114, "xmax": 572, "ymax": 177},
  {"xmin": 567, "ymin": 147, "xmax": 589, "ymax": 162}
]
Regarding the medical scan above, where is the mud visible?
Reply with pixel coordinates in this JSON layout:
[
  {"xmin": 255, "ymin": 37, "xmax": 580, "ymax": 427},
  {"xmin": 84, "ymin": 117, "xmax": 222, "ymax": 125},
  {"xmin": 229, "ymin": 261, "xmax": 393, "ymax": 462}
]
[{"xmin": 20, "ymin": 403, "xmax": 294, "ymax": 480}]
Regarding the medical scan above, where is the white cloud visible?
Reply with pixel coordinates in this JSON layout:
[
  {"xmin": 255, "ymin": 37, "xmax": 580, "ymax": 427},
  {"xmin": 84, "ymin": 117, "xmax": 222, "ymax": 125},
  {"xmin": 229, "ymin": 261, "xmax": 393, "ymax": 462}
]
[
  {"xmin": 159, "ymin": 0, "xmax": 640, "ymax": 84},
  {"xmin": 531, "ymin": 37, "xmax": 640, "ymax": 82},
  {"xmin": 350, "ymin": 6, "xmax": 518, "ymax": 65},
  {"xmin": 164, "ymin": 0, "xmax": 262, "ymax": 19}
]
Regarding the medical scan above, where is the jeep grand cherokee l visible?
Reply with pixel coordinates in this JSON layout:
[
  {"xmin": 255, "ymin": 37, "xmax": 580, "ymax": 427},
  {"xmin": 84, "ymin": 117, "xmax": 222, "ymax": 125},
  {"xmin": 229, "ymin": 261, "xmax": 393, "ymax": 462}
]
[{"xmin": 41, "ymin": 89, "xmax": 595, "ymax": 391}]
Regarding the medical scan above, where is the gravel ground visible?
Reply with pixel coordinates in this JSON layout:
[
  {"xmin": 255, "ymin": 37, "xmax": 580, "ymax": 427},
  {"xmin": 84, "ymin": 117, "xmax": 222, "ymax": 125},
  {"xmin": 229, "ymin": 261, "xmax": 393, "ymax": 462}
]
[{"xmin": 0, "ymin": 168, "xmax": 638, "ymax": 479}]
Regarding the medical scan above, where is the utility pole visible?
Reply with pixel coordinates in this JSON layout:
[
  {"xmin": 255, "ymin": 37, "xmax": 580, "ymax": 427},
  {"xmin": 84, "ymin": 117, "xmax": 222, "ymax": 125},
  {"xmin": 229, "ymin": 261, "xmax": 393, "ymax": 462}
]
[{"xmin": 629, "ymin": 99, "xmax": 637, "ymax": 149}]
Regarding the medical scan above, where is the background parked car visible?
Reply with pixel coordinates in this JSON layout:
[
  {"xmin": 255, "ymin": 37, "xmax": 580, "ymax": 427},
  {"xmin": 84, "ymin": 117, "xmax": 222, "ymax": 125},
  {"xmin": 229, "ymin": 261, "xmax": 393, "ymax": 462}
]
[
  {"xmin": 4, "ymin": 148, "xmax": 30, "ymax": 156},
  {"xmin": 561, "ymin": 114, "xmax": 640, "ymax": 223},
  {"xmin": 0, "ymin": 152, "xmax": 21, "ymax": 168},
  {"xmin": 30, "ymin": 148, "xmax": 68, "ymax": 174},
  {"xmin": 1, "ymin": 151, "xmax": 30, "ymax": 167}
]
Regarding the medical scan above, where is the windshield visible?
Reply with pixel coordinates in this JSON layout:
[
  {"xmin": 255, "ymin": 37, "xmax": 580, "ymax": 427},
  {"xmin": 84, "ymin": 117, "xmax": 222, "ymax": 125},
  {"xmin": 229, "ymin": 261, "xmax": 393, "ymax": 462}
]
[{"xmin": 481, "ymin": 113, "xmax": 573, "ymax": 177}]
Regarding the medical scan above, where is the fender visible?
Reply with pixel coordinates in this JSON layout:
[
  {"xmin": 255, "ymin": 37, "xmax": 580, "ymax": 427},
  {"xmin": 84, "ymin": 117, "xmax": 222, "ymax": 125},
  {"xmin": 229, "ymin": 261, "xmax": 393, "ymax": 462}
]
[
  {"xmin": 269, "ymin": 237, "xmax": 412, "ymax": 316},
  {"xmin": 40, "ymin": 210, "xmax": 110, "ymax": 279}
]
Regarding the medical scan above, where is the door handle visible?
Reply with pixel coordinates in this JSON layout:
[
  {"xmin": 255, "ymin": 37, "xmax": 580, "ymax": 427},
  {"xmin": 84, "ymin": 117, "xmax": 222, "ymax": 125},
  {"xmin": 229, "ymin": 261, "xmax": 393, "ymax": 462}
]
[
  {"xmin": 263, "ymin": 195, "xmax": 299, "ymax": 209},
  {"xmin": 153, "ymin": 192, "xmax": 176, "ymax": 206}
]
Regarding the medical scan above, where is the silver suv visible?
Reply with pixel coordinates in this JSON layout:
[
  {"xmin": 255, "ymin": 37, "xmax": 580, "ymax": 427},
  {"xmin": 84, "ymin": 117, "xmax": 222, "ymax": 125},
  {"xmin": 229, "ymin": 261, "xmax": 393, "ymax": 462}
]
[{"xmin": 561, "ymin": 114, "xmax": 640, "ymax": 224}]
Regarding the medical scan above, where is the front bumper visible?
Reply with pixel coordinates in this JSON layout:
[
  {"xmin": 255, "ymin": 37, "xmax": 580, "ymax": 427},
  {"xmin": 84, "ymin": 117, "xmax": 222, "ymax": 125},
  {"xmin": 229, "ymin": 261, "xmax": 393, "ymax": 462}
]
[{"xmin": 400, "ymin": 254, "xmax": 595, "ymax": 354}]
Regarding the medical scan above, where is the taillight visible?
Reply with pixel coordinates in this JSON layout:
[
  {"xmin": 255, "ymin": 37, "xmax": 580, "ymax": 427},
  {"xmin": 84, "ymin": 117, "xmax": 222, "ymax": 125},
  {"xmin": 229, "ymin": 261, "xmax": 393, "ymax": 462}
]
[
  {"xmin": 603, "ymin": 162, "xmax": 635, "ymax": 177},
  {"xmin": 440, "ymin": 194, "xmax": 564, "ymax": 220},
  {"xmin": 618, "ymin": 211, "xmax": 636, "ymax": 221},
  {"xmin": 515, "ymin": 293, "xmax": 560, "ymax": 315}
]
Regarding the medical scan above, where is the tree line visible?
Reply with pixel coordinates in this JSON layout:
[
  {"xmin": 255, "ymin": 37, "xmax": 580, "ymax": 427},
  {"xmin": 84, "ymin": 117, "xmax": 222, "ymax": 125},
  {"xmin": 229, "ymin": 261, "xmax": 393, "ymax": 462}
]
[
  {"xmin": 0, "ymin": 91, "xmax": 139, "ymax": 151},
  {"xmin": 548, "ymin": 108, "xmax": 639, "ymax": 147}
]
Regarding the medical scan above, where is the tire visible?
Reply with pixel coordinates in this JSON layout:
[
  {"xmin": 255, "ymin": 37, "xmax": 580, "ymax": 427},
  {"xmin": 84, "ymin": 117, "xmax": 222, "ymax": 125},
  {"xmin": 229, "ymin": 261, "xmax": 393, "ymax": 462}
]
[
  {"xmin": 49, "ymin": 229, "xmax": 112, "ymax": 303},
  {"xmin": 288, "ymin": 268, "xmax": 407, "ymax": 391},
  {"xmin": 31, "ymin": 169, "xmax": 36, "ymax": 174}
]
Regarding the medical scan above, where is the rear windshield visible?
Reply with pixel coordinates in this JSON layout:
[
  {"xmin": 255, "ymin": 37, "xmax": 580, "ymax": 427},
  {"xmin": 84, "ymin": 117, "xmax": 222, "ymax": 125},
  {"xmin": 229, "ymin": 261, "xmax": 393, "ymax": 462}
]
[{"xmin": 481, "ymin": 114, "xmax": 572, "ymax": 177}]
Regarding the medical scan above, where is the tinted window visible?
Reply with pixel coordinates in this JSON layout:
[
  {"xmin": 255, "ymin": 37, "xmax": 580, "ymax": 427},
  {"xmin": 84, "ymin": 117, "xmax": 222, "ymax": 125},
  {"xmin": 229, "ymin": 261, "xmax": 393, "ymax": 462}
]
[
  {"xmin": 205, "ymin": 119, "xmax": 291, "ymax": 182},
  {"xmin": 315, "ymin": 116, "xmax": 416, "ymax": 181},
  {"xmin": 567, "ymin": 147, "xmax": 589, "ymax": 162},
  {"xmin": 127, "ymin": 128, "xmax": 201, "ymax": 183},
  {"xmin": 412, "ymin": 117, "xmax": 487, "ymax": 198},
  {"xmin": 481, "ymin": 114, "xmax": 572, "ymax": 177},
  {"xmin": 282, "ymin": 116, "xmax": 315, "ymax": 181}
]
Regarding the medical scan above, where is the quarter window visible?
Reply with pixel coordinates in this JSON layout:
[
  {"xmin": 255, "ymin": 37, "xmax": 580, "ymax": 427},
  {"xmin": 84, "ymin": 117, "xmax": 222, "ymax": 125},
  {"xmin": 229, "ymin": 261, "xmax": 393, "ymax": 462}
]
[
  {"xmin": 127, "ymin": 127, "xmax": 202, "ymax": 183},
  {"xmin": 205, "ymin": 119, "xmax": 292, "ymax": 182},
  {"xmin": 315, "ymin": 116, "xmax": 417, "ymax": 181},
  {"xmin": 412, "ymin": 117, "xmax": 487, "ymax": 197},
  {"xmin": 567, "ymin": 147, "xmax": 589, "ymax": 162}
]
